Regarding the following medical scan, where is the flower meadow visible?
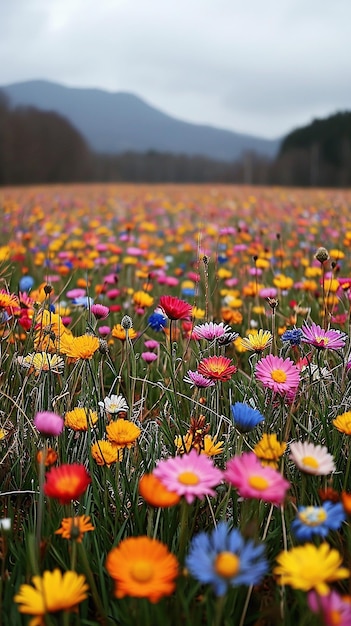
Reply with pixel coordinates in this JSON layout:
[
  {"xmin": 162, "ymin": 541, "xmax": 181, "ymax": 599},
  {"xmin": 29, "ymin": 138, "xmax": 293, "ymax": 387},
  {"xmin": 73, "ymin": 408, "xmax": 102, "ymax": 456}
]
[{"xmin": 1, "ymin": 184, "xmax": 351, "ymax": 625}]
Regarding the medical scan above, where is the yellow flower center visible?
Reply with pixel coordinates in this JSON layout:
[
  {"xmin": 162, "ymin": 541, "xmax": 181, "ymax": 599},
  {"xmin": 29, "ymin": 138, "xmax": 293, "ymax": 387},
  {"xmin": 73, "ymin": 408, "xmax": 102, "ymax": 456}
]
[
  {"xmin": 178, "ymin": 471, "xmax": 200, "ymax": 485},
  {"xmin": 302, "ymin": 456, "xmax": 319, "ymax": 469},
  {"xmin": 271, "ymin": 369, "xmax": 287, "ymax": 383},
  {"xmin": 215, "ymin": 552, "xmax": 240, "ymax": 578},
  {"xmin": 130, "ymin": 560, "xmax": 154, "ymax": 583},
  {"xmin": 316, "ymin": 335, "xmax": 329, "ymax": 346},
  {"xmin": 248, "ymin": 475, "xmax": 269, "ymax": 490},
  {"xmin": 298, "ymin": 507, "xmax": 327, "ymax": 526}
]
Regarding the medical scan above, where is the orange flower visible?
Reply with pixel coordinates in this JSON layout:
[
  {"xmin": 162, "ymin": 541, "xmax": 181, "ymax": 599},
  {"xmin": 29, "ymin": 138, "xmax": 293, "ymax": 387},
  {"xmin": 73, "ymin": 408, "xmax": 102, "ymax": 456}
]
[
  {"xmin": 198, "ymin": 356, "xmax": 237, "ymax": 382},
  {"xmin": 106, "ymin": 536, "xmax": 179, "ymax": 602},
  {"xmin": 55, "ymin": 515, "xmax": 95, "ymax": 542},
  {"xmin": 65, "ymin": 408, "xmax": 98, "ymax": 431},
  {"xmin": 139, "ymin": 474, "xmax": 181, "ymax": 507},
  {"xmin": 36, "ymin": 448, "xmax": 58, "ymax": 467},
  {"xmin": 60, "ymin": 334, "xmax": 100, "ymax": 360},
  {"xmin": 341, "ymin": 492, "xmax": 351, "ymax": 515},
  {"xmin": 106, "ymin": 419, "xmax": 141, "ymax": 449},
  {"xmin": 91, "ymin": 440, "xmax": 123, "ymax": 466}
]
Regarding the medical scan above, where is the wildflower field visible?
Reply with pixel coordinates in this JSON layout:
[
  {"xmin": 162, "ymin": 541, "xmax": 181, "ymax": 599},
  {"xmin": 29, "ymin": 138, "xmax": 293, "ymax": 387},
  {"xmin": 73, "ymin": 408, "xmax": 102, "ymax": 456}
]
[{"xmin": 1, "ymin": 183, "xmax": 351, "ymax": 626}]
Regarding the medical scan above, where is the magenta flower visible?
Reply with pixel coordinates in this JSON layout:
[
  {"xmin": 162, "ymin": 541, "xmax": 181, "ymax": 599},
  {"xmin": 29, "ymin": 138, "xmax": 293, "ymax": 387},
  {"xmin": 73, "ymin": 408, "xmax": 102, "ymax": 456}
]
[
  {"xmin": 308, "ymin": 590, "xmax": 351, "ymax": 626},
  {"xmin": 153, "ymin": 448, "xmax": 223, "ymax": 504},
  {"xmin": 301, "ymin": 322, "xmax": 347, "ymax": 351},
  {"xmin": 34, "ymin": 411, "xmax": 64, "ymax": 437},
  {"xmin": 91, "ymin": 304, "xmax": 109, "ymax": 319},
  {"xmin": 224, "ymin": 452, "xmax": 290, "ymax": 506},
  {"xmin": 255, "ymin": 354, "xmax": 300, "ymax": 396}
]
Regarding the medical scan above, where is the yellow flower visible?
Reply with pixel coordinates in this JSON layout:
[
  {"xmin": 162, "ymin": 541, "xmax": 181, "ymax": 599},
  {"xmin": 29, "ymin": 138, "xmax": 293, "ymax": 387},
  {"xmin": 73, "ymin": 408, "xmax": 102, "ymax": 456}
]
[
  {"xmin": 201, "ymin": 434, "xmax": 224, "ymax": 457},
  {"xmin": 192, "ymin": 307, "xmax": 205, "ymax": 319},
  {"xmin": 254, "ymin": 434, "xmax": 287, "ymax": 468},
  {"xmin": 175, "ymin": 432, "xmax": 193, "ymax": 454},
  {"xmin": 111, "ymin": 324, "xmax": 138, "ymax": 341},
  {"xmin": 217, "ymin": 268, "xmax": 232, "ymax": 279},
  {"xmin": 333, "ymin": 411, "xmax": 351, "ymax": 435},
  {"xmin": 60, "ymin": 334, "xmax": 100, "ymax": 360},
  {"xmin": 65, "ymin": 408, "xmax": 98, "ymax": 431},
  {"xmin": 55, "ymin": 515, "xmax": 95, "ymax": 542},
  {"xmin": 241, "ymin": 329, "xmax": 272, "ymax": 353},
  {"xmin": 106, "ymin": 419, "xmax": 141, "ymax": 449},
  {"xmin": 14, "ymin": 569, "xmax": 88, "ymax": 622},
  {"xmin": 274, "ymin": 544, "xmax": 349, "ymax": 595},
  {"xmin": 91, "ymin": 440, "xmax": 123, "ymax": 465},
  {"xmin": 273, "ymin": 274, "xmax": 294, "ymax": 290},
  {"xmin": 17, "ymin": 352, "xmax": 64, "ymax": 374},
  {"xmin": 133, "ymin": 291, "xmax": 154, "ymax": 309}
]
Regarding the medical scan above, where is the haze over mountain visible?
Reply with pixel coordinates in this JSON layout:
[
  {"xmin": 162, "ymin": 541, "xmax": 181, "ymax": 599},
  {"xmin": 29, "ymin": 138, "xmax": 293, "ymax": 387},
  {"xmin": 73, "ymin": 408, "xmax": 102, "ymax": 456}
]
[{"xmin": 1, "ymin": 80, "xmax": 280, "ymax": 162}]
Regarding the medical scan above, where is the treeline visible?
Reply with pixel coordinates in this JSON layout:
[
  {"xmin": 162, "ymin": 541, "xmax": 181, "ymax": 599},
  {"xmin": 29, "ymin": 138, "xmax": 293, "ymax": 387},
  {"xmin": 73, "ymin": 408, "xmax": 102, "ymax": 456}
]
[{"xmin": 1, "ymin": 92, "xmax": 351, "ymax": 187}]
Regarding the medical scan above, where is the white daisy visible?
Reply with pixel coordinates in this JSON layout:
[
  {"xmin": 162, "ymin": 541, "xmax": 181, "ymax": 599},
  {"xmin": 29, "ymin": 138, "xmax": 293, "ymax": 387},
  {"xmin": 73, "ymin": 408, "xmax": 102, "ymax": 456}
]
[
  {"xmin": 289, "ymin": 441, "xmax": 335, "ymax": 475},
  {"xmin": 99, "ymin": 394, "xmax": 129, "ymax": 415}
]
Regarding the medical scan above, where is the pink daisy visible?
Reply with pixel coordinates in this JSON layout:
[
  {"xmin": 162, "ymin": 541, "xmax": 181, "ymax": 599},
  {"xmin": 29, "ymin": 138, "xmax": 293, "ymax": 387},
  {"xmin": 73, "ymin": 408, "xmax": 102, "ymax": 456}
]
[
  {"xmin": 183, "ymin": 371, "xmax": 216, "ymax": 388},
  {"xmin": 224, "ymin": 452, "xmax": 290, "ymax": 506},
  {"xmin": 153, "ymin": 448, "xmax": 223, "ymax": 504},
  {"xmin": 192, "ymin": 322, "xmax": 231, "ymax": 341},
  {"xmin": 255, "ymin": 354, "xmax": 300, "ymax": 395},
  {"xmin": 301, "ymin": 322, "xmax": 347, "ymax": 351},
  {"xmin": 308, "ymin": 590, "xmax": 351, "ymax": 626}
]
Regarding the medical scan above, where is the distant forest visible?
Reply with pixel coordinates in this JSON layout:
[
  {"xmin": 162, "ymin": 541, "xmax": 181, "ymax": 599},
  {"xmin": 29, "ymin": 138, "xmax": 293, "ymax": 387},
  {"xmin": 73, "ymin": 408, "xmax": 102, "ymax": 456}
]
[{"xmin": 1, "ymin": 92, "xmax": 350, "ymax": 187}]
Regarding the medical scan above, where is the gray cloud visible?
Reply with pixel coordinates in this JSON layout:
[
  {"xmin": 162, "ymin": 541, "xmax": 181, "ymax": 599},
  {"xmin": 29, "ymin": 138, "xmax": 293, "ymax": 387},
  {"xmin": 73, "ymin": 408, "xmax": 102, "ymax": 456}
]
[{"xmin": 1, "ymin": 0, "xmax": 350, "ymax": 137}]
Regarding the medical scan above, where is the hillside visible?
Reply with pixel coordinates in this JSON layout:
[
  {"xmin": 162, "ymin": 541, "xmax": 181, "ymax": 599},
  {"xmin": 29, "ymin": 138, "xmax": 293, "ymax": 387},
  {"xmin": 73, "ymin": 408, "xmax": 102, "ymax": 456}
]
[{"xmin": 1, "ymin": 80, "xmax": 280, "ymax": 161}]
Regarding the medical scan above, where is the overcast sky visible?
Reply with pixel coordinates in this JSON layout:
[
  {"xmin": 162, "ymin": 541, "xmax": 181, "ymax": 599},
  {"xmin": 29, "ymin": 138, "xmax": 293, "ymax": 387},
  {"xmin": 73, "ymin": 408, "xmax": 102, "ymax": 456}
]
[{"xmin": 0, "ymin": 0, "xmax": 350, "ymax": 139}]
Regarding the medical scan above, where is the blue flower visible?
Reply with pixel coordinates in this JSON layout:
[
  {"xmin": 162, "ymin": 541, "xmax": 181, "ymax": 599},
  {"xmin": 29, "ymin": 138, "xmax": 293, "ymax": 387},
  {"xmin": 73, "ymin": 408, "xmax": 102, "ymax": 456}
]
[
  {"xmin": 291, "ymin": 502, "xmax": 346, "ymax": 541},
  {"xmin": 148, "ymin": 311, "xmax": 167, "ymax": 331},
  {"xmin": 231, "ymin": 402, "xmax": 264, "ymax": 433},
  {"xmin": 281, "ymin": 328, "xmax": 303, "ymax": 346},
  {"xmin": 19, "ymin": 275, "xmax": 34, "ymax": 292},
  {"xmin": 72, "ymin": 296, "xmax": 94, "ymax": 308},
  {"xmin": 186, "ymin": 522, "xmax": 268, "ymax": 596}
]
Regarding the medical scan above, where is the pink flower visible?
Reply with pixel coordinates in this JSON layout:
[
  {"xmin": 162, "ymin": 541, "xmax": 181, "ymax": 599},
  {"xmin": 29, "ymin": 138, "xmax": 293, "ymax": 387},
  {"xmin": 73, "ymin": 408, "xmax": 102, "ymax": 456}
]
[
  {"xmin": 301, "ymin": 322, "xmax": 347, "ymax": 351},
  {"xmin": 183, "ymin": 371, "xmax": 216, "ymax": 388},
  {"xmin": 153, "ymin": 448, "xmax": 223, "ymax": 504},
  {"xmin": 198, "ymin": 356, "xmax": 237, "ymax": 382},
  {"xmin": 91, "ymin": 304, "xmax": 109, "ymax": 319},
  {"xmin": 224, "ymin": 452, "xmax": 290, "ymax": 506},
  {"xmin": 141, "ymin": 351, "xmax": 158, "ymax": 363},
  {"xmin": 192, "ymin": 322, "xmax": 231, "ymax": 341},
  {"xmin": 255, "ymin": 354, "xmax": 300, "ymax": 395},
  {"xmin": 144, "ymin": 339, "xmax": 159, "ymax": 350},
  {"xmin": 98, "ymin": 325, "xmax": 111, "ymax": 336},
  {"xmin": 308, "ymin": 590, "xmax": 351, "ymax": 626},
  {"xmin": 34, "ymin": 411, "xmax": 64, "ymax": 437}
]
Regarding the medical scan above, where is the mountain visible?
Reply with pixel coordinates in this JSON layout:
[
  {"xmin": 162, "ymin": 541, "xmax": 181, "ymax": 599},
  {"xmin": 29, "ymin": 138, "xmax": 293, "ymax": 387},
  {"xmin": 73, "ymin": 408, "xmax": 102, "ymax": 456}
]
[{"xmin": 1, "ymin": 80, "xmax": 280, "ymax": 161}]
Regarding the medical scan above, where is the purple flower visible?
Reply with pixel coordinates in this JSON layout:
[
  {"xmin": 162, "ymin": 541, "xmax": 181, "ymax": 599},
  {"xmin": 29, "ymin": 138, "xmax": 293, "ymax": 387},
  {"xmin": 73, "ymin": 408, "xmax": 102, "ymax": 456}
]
[
  {"xmin": 192, "ymin": 322, "xmax": 231, "ymax": 341},
  {"xmin": 34, "ymin": 411, "xmax": 64, "ymax": 437},
  {"xmin": 301, "ymin": 322, "xmax": 347, "ymax": 351},
  {"xmin": 183, "ymin": 370, "xmax": 215, "ymax": 388},
  {"xmin": 91, "ymin": 304, "xmax": 109, "ymax": 319},
  {"xmin": 141, "ymin": 351, "xmax": 158, "ymax": 363}
]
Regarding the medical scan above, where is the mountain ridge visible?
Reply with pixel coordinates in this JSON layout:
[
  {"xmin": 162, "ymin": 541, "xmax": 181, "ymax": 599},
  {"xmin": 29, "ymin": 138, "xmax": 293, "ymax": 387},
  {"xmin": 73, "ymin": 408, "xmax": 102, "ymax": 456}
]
[{"xmin": 1, "ymin": 80, "xmax": 280, "ymax": 162}]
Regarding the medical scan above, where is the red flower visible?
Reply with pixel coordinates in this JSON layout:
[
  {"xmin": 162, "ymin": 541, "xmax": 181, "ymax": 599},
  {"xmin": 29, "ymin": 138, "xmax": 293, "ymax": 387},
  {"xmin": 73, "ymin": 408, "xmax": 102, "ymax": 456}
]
[
  {"xmin": 159, "ymin": 295, "xmax": 192, "ymax": 321},
  {"xmin": 44, "ymin": 463, "xmax": 91, "ymax": 504},
  {"xmin": 198, "ymin": 356, "xmax": 237, "ymax": 382}
]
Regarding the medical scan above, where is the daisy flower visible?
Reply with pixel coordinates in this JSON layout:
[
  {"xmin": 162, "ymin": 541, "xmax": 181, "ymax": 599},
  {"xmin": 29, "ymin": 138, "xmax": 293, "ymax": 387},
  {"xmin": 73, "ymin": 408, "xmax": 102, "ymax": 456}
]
[
  {"xmin": 44, "ymin": 463, "xmax": 91, "ymax": 504},
  {"xmin": 255, "ymin": 354, "xmax": 300, "ymax": 395},
  {"xmin": 55, "ymin": 515, "xmax": 95, "ymax": 543},
  {"xmin": 106, "ymin": 419, "xmax": 141, "ymax": 449},
  {"xmin": 153, "ymin": 448, "xmax": 223, "ymax": 504},
  {"xmin": 289, "ymin": 441, "xmax": 336, "ymax": 475},
  {"xmin": 333, "ymin": 411, "xmax": 351, "ymax": 435},
  {"xmin": 14, "ymin": 569, "xmax": 89, "ymax": 620},
  {"xmin": 99, "ymin": 394, "xmax": 129, "ymax": 415},
  {"xmin": 192, "ymin": 322, "xmax": 231, "ymax": 341},
  {"xmin": 224, "ymin": 452, "xmax": 290, "ymax": 506},
  {"xmin": 64, "ymin": 408, "xmax": 98, "ymax": 431},
  {"xmin": 186, "ymin": 522, "xmax": 268, "ymax": 596},
  {"xmin": 198, "ymin": 356, "xmax": 237, "ymax": 382},
  {"xmin": 254, "ymin": 434, "xmax": 287, "ymax": 469},
  {"xmin": 106, "ymin": 536, "xmax": 179, "ymax": 602},
  {"xmin": 274, "ymin": 543, "xmax": 349, "ymax": 594},
  {"xmin": 301, "ymin": 322, "xmax": 347, "ymax": 351},
  {"xmin": 183, "ymin": 370, "xmax": 215, "ymax": 388},
  {"xmin": 291, "ymin": 502, "xmax": 345, "ymax": 541},
  {"xmin": 91, "ymin": 440, "xmax": 122, "ymax": 466},
  {"xmin": 241, "ymin": 329, "xmax": 272, "ymax": 353},
  {"xmin": 139, "ymin": 474, "xmax": 181, "ymax": 508}
]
